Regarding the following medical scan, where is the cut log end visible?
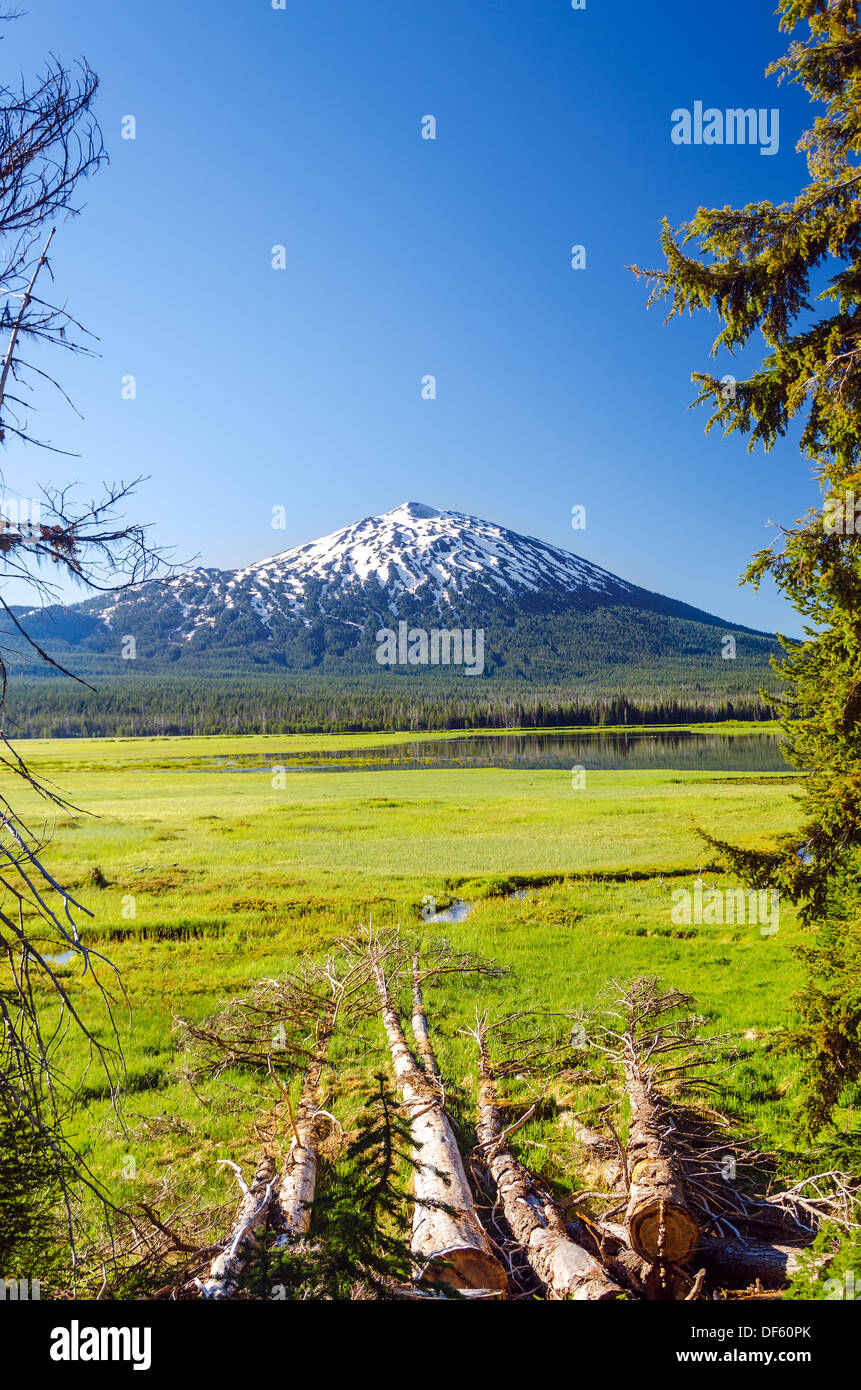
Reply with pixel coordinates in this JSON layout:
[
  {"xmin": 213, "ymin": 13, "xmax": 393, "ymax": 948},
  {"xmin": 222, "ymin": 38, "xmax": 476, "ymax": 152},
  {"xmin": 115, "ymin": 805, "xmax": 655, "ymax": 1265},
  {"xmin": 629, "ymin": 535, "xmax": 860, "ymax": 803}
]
[
  {"xmin": 628, "ymin": 1197, "xmax": 699, "ymax": 1265},
  {"xmin": 417, "ymin": 1245, "xmax": 509, "ymax": 1293},
  {"xmin": 577, "ymin": 1287, "xmax": 625, "ymax": 1302}
]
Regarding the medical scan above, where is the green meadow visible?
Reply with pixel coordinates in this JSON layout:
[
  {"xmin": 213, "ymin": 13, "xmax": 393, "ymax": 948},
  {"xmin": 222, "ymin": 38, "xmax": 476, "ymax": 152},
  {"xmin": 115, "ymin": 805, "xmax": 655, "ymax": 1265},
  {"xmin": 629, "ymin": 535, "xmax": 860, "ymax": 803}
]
[{"xmin": 13, "ymin": 729, "xmax": 815, "ymax": 1274}]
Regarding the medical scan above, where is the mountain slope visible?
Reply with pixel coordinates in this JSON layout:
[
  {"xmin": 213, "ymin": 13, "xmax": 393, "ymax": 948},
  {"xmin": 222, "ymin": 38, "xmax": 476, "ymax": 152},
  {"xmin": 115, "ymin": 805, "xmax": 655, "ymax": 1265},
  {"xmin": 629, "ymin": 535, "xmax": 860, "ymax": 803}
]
[{"xmin": 9, "ymin": 502, "xmax": 780, "ymax": 683}]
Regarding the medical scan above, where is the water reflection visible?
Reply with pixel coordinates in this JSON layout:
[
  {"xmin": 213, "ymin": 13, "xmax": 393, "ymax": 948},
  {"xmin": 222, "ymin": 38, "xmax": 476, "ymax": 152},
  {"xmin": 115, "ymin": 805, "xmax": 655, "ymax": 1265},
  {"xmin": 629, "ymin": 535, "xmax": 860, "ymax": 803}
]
[
  {"xmin": 44, "ymin": 950, "xmax": 76, "ymax": 966},
  {"xmin": 267, "ymin": 731, "xmax": 789, "ymax": 774},
  {"xmin": 423, "ymin": 900, "xmax": 472, "ymax": 923}
]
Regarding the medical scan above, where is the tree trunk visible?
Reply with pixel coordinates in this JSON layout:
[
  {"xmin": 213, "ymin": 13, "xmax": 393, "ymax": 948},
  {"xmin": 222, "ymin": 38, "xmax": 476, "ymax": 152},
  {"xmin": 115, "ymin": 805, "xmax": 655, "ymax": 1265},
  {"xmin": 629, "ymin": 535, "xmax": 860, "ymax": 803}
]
[
  {"xmin": 372, "ymin": 960, "xmax": 507, "ymax": 1293},
  {"xmin": 569, "ymin": 1216, "xmax": 652, "ymax": 1296},
  {"xmin": 273, "ymin": 1013, "xmax": 333, "ymax": 1236},
  {"xmin": 696, "ymin": 1235, "xmax": 810, "ymax": 1289},
  {"xmin": 560, "ymin": 1112, "xmax": 623, "ymax": 1190},
  {"xmin": 476, "ymin": 1027, "xmax": 623, "ymax": 1300},
  {"xmin": 199, "ymin": 1010, "xmax": 334, "ymax": 1297},
  {"xmin": 585, "ymin": 1216, "xmax": 811, "ymax": 1295},
  {"xmin": 411, "ymin": 951, "xmax": 440, "ymax": 1079},
  {"xmin": 624, "ymin": 1058, "xmax": 699, "ymax": 1265},
  {"xmin": 197, "ymin": 1153, "xmax": 276, "ymax": 1298},
  {"xmin": 561, "ymin": 1113, "xmax": 613, "ymax": 1155}
]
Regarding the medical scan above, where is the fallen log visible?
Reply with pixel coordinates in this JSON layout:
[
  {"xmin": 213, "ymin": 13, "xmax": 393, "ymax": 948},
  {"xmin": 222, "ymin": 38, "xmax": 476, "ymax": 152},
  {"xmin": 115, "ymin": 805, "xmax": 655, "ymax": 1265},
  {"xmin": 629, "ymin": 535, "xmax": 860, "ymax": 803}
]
[
  {"xmin": 273, "ymin": 1008, "xmax": 334, "ymax": 1236},
  {"xmin": 581, "ymin": 1214, "xmax": 812, "ymax": 1296},
  {"xmin": 561, "ymin": 1113, "xmax": 614, "ymax": 1156},
  {"xmin": 614, "ymin": 982, "xmax": 700, "ymax": 1266},
  {"xmin": 560, "ymin": 1112, "xmax": 624, "ymax": 1190},
  {"xmin": 624, "ymin": 1056, "xmax": 699, "ymax": 1264},
  {"xmin": 393, "ymin": 1285, "xmax": 506, "ymax": 1300},
  {"xmin": 475, "ymin": 1020, "xmax": 623, "ymax": 1300},
  {"xmin": 411, "ymin": 950, "xmax": 441, "ymax": 1080},
  {"xmin": 569, "ymin": 1216, "xmax": 651, "ymax": 1296},
  {"xmin": 575, "ymin": 1216, "xmax": 699, "ymax": 1300},
  {"xmin": 196, "ymin": 1153, "xmax": 277, "ymax": 1298},
  {"xmin": 372, "ymin": 954, "xmax": 507, "ymax": 1294},
  {"xmin": 696, "ymin": 1235, "xmax": 811, "ymax": 1289},
  {"xmin": 197, "ymin": 1002, "xmax": 336, "ymax": 1297}
]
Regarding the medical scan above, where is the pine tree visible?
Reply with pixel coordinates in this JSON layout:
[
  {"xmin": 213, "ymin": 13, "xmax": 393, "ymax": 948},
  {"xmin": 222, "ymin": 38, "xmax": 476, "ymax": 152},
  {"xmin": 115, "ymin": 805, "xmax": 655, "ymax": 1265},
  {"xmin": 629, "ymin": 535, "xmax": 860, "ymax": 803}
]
[{"xmin": 632, "ymin": 0, "xmax": 861, "ymax": 1133}]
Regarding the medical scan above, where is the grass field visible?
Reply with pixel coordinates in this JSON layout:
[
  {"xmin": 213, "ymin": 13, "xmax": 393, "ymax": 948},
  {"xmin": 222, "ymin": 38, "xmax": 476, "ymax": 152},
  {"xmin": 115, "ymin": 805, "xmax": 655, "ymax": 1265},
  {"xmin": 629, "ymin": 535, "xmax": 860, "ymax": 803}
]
[{"xmin": 9, "ymin": 728, "xmax": 824, "ymax": 1289}]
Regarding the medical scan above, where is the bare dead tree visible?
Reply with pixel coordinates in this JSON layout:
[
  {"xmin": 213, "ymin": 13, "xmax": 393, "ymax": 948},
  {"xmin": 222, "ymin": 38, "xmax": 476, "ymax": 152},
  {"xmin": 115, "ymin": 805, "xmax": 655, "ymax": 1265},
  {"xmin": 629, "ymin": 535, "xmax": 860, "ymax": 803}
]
[
  {"xmin": 0, "ymin": 19, "xmax": 105, "ymax": 452},
  {"xmin": 0, "ymin": 12, "xmax": 170, "ymax": 1289}
]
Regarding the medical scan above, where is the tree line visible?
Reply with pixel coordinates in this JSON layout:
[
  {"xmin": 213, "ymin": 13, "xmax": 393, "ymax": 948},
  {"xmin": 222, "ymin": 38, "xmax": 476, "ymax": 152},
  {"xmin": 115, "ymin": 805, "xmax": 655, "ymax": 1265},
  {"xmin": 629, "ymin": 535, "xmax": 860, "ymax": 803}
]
[{"xmin": 6, "ymin": 674, "xmax": 777, "ymax": 737}]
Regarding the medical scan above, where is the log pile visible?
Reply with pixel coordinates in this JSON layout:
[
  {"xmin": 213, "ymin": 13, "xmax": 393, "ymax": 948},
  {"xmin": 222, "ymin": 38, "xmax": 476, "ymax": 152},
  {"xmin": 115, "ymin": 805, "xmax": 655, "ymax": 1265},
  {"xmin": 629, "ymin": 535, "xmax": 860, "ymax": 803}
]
[{"xmin": 176, "ymin": 951, "xmax": 854, "ymax": 1302}]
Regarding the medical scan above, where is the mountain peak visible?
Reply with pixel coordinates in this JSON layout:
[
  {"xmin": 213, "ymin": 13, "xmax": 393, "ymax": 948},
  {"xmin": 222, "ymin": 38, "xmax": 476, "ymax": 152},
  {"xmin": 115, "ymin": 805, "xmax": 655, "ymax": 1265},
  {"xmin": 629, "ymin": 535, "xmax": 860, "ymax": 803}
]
[
  {"xmin": 382, "ymin": 502, "xmax": 442, "ymax": 521},
  {"xmin": 237, "ymin": 501, "xmax": 636, "ymax": 617}
]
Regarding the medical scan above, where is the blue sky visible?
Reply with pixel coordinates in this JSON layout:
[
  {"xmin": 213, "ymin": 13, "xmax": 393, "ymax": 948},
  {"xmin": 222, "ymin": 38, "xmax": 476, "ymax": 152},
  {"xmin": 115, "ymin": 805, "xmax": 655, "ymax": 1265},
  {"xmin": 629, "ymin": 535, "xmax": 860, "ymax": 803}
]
[{"xmin": 1, "ymin": 1, "xmax": 818, "ymax": 635}]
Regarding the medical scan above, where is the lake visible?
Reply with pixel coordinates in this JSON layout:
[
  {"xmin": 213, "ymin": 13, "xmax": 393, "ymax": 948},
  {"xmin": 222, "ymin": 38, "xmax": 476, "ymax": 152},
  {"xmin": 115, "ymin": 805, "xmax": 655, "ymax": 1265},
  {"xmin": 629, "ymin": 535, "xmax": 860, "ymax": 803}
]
[{"xmin": 230, "ymin": 730, "xmax": 792, "ymax": 774}]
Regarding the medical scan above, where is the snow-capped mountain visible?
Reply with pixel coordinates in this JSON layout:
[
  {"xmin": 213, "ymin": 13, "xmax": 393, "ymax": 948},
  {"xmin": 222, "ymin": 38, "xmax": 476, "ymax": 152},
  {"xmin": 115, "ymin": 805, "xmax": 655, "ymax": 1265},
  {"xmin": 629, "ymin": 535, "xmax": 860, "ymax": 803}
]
[
  {"xmin": 153, "ymin": 501, "xmax": 640, "ymax": 638},
  {"xmin": 12, "ymin": 502, "xmax": 776, "ymax": 677},
  {"xmin": 237, "ymin": 501, "xmax": 639, "ymax": 615}
]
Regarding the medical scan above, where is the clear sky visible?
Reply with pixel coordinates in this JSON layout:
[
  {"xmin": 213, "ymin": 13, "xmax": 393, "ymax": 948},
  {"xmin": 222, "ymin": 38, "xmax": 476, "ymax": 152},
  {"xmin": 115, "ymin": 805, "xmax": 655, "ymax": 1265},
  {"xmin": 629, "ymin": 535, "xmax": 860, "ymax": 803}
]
[{"xmin": 1, "ymin": 1, "xmax": 818, "ymax": 635}]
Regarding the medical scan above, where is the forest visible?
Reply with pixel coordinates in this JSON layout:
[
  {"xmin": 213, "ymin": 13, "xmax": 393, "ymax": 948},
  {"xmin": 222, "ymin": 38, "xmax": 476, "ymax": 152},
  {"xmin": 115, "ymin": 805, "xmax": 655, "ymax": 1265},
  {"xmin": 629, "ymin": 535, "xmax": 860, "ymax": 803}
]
[{"xmin": 5, "ymin": 673, "xmax": 778, "ymax": 737}]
